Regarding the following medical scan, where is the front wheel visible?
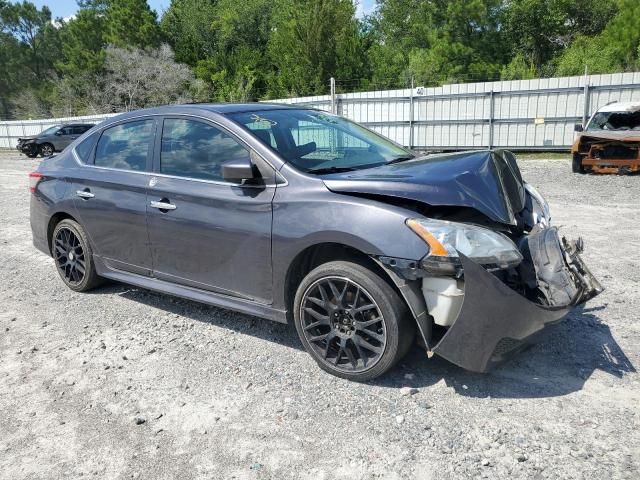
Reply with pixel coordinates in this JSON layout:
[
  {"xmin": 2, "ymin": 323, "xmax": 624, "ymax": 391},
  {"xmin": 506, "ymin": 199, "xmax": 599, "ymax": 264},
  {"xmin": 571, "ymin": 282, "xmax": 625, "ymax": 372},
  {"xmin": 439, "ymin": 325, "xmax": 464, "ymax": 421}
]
[
  {"xmin": 51, "ymin": 219, "xmax": 102, "ymax": 292},
  {"xmin": 293, "ymin": 261, "xmax": 415, "ymax": 382},
  {"xmin": 40, "ymin": 143, "xmax": 54, "ymax": 157},
  {"xmin": 572, "ymin": 154, "xmax": 585, "ymax": 174}
]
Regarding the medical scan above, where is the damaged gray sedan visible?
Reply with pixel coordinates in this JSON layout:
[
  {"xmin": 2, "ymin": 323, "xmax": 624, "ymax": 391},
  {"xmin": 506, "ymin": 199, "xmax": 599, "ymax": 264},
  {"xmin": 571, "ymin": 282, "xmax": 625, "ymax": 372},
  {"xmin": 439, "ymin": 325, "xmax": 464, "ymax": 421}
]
[{"xmin": 29, "ymin": 104, "xmax": 602, "ymax": 381}]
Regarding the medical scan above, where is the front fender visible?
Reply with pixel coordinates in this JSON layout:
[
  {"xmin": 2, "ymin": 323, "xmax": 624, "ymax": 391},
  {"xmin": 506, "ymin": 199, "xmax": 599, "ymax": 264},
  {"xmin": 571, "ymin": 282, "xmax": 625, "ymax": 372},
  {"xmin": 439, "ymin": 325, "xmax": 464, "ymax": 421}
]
[{"xmin": 271, "ymin": 180, "xmax": 429, "ymax": 311}]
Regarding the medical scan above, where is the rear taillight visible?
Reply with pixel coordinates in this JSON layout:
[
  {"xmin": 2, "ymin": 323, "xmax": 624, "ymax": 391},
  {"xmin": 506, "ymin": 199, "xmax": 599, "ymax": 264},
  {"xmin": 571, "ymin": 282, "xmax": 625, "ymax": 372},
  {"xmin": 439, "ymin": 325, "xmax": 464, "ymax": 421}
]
[{"xmin": 29, "ymin": 172, "xmax": 44, "ymax": 193}]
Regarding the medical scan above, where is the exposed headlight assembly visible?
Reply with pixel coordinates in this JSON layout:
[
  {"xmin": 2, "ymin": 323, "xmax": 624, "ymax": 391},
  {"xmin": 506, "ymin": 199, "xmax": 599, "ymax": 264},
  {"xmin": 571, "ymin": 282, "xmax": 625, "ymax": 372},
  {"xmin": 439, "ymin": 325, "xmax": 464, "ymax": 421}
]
[
  {"xmin": 524, "ymin": 183, "xmax": 551, "ymax": 227},
  {"xmin": 406, "ymin": 218, "xmax": 523, "ymax": 275}
]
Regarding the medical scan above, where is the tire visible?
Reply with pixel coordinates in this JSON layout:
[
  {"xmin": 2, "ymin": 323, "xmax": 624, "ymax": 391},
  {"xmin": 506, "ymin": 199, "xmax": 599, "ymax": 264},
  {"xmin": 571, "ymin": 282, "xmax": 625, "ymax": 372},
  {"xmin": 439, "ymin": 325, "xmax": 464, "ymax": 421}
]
[
  {"xmin": 572, "ymin": 154, "xmax": 585, "ymax": 174},
  {"xmin": 293, "ymin": 260, "xmax": 415, "ymax": 382},
  {"xmin": 39, "ymin": 143, "xmax": 54, "ymax": 157},
  {"xmin": 25, "ymin": 146, "xmax": 38, "ymax": 158},
  {"xmin": 51, "ymin": 219, "xmax": 102, "ymax": 292}
]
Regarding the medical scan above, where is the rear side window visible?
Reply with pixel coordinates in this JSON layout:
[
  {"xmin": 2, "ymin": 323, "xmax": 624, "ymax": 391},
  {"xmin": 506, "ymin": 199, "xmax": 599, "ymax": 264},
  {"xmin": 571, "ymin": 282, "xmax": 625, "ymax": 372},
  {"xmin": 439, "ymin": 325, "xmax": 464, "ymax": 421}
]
[
  {"xmin": 73, "ymin": 126, "xmax": 91, "ymax": 135},
  {"xmin": 95, "ymin": 120, "xmax": 154, "ymax": 171},
  {"xmin": 160, "ymin": 118, "xmax": 248, "ymax": 181},
  {"xmin": 74, "ymin": 131, "xmax": 99, "ymax": 163}
]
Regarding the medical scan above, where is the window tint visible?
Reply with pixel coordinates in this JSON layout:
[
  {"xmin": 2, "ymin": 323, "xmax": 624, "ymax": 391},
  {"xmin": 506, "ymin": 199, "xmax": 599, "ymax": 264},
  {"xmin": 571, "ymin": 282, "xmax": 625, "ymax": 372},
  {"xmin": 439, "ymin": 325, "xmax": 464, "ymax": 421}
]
[
  {"xmin": 95, "ymin": 120, "xmax": 154, "ymax": 171},
  {"xmin": 60, "ymin": 126, "xmax": 74, "ymax": 135},
  {"xmin": 74, "ymin": 131, "xmax": 99, "ymax": 163},
  {"xmin": 73, "ymin": 126, "xmax": 91, "ymax": 135},
  {"xmin": 160, "ymin": 118, "xmax": 248, "ymax": 181}
]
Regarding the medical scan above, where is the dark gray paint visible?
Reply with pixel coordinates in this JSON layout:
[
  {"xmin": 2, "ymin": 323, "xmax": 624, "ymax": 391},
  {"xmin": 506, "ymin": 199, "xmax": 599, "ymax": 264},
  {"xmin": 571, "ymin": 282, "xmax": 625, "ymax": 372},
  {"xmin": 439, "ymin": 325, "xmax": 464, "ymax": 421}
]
[
  {"xmin": 19, "ymin": 123, "xmax": 94, "ymax": 153},
  {"xmin": 29, "ymin": 103, "xmax": 600, "ymax": 372}
]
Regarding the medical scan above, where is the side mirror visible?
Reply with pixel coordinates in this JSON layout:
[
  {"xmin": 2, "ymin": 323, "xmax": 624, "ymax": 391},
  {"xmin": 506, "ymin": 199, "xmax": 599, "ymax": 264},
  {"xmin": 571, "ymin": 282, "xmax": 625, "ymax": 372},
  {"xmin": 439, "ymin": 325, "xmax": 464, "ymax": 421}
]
[
  {"xmin": 222, "ymin": 156, "xmax": 256, "ymax": 183},
  {"xmin": 574, "ymin": 124, "xmax": 583, "ymax": 132}
]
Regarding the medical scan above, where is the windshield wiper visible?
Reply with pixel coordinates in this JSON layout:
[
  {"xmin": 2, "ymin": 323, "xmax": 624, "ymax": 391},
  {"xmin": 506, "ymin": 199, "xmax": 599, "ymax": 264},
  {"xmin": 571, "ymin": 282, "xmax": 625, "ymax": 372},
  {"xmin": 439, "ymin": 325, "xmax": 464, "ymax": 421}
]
[
  {"xmin": 307, "ymin": 166, "xmax": 358, "ymax": 174},
  {"xmin": 386, "ymin": 155, "xmax": 415, "ymax": 164}
]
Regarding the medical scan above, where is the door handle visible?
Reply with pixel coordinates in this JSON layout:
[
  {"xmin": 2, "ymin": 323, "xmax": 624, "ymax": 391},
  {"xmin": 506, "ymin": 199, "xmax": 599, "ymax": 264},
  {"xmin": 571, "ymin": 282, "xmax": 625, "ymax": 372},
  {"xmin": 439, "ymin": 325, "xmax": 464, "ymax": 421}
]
[
  {"xmin": 76, "ymin": 189, "xmax": 95, "ymax": 199},
  {"xmin": 150, "ymin": 200, "xmax": 177, "ymax": 211}
]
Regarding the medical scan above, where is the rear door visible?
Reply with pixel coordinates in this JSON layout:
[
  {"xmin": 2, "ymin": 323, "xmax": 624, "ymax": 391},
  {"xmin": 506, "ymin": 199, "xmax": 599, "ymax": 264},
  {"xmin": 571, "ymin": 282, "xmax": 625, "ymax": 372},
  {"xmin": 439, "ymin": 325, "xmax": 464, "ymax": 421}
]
[
  {"xmin": 55, "ymin": 126, "xmax": 76, "ymax": 150},
  {"xmin": 146, "ymin": 116, "xmax": 276, "ymax": 303},
  {"xmin": 70, "ymin": 118, "xmax": 156, "ymax": 276}
]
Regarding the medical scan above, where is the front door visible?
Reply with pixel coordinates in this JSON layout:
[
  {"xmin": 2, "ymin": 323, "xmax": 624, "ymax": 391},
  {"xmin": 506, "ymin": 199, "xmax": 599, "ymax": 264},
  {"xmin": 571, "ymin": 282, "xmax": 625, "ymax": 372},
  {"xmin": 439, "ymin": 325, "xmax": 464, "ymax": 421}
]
[
  {"xmin": 71, "ymin": 118, "xmax": 156, "ymax": 276},
  {"xmin": 146, "ymin": 117, "xmax": 276, "ymax": 303}
]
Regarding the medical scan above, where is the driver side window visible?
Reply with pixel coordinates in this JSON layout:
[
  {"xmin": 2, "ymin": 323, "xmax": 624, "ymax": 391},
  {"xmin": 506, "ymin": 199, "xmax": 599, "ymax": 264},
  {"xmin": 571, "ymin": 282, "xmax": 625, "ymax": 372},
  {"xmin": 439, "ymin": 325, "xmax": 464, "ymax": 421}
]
[{"xmin": 160, "ymin": 118, "xmax": 249, "ymax": 182}]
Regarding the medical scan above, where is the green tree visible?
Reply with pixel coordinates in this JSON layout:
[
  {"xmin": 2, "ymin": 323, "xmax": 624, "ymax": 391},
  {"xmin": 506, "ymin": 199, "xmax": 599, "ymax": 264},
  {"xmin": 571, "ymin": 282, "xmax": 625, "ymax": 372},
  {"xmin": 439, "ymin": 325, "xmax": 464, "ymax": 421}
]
[
  {"xmin": 556, "ymin": 0, "xmax": 640, "ymax": 75},
  {"xmin": 502, "ymin": 0, "xmax": 617, "ymax": 75},
  {"xmin": 161, "ymin": 0, "xmax": 218, "ymax": 66},
  {"xmin": 267, "ymin": 0, "xmax": 365, "ymax": 97},
  {"xmin": 104, "ymin": 0, "xmax": 161, "ymax": 48},
  {"xmin": 367, "ymin": 0, "xmax": 505, "ymax": 87},
  {"xmin": 57, "ymin": 7, "xmax": 107, "ymax": 77},
  {"xmin": 0, "ymin": 1, "xmax": 60, "ymax": 79}
]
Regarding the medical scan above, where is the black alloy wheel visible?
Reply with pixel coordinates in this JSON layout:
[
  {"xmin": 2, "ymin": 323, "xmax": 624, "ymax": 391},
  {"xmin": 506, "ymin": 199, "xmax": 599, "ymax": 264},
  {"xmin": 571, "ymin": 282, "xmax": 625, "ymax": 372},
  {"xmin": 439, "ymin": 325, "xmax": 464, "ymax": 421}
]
[
  {"xmin": 54, "ymin": 226, "xmax": 86, "ymax": 285},
  {"xmin": 52, "ymin": 219, "xmax": 102, "ymax": 292},
  {"xmin": 301, "ymin": 276, "xmax": 387, "ymax": 372},
  {"xmin": 294, "ymin": 261, "xmax": 414, "ymax": 381}
]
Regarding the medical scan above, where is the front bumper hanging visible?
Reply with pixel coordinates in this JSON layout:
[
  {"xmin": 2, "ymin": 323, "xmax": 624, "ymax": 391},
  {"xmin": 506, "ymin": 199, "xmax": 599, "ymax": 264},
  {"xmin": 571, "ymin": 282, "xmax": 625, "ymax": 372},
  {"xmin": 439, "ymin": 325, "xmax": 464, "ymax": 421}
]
[{"xmin": 430, "ymin": 228, "xmax": 603, "ymax": 372}]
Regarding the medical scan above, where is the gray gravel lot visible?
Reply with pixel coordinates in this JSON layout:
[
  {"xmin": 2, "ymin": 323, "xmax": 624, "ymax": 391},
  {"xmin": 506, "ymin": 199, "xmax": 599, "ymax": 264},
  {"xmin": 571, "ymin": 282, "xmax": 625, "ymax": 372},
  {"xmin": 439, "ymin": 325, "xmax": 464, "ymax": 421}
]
[{"xmin": 0, "ymin": 152, "xmax": 638, "ymax": 479}]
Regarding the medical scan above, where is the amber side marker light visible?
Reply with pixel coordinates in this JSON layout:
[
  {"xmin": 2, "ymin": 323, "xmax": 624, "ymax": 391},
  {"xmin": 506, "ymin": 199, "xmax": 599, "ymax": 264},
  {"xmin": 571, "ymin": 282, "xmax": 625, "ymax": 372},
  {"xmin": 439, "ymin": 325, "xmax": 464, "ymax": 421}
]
[
  {"xmin": 405, "ymin": 219, "xmax": 449, "ymax": 256},
  {"xmin": 29, "ymin": 172, "xmax": 43, "ymax": 193}
]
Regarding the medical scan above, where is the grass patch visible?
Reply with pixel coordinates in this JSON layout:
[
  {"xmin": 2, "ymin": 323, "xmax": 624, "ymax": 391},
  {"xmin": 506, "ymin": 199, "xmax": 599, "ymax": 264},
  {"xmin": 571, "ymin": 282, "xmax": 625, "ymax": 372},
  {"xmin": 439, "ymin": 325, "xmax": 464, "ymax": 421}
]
[{"xmin": 516, "ymin": 152, "xmax": 571, "ymax": 161}]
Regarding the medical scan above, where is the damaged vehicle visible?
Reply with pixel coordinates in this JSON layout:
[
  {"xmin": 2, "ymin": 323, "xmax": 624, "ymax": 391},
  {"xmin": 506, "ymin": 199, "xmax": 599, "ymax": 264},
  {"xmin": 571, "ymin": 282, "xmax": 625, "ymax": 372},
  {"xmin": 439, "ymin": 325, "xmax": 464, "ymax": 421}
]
[
  {"xmin": 573, "ymin": 102, "xmax": 640, "ymax": 174},
  {"xmin": 29, "ymin": 104, "xmax": 602, "ymax": 381},
  {"xmin": 17, "ymin": 123, "xmax": 94, "ymax": 158}
]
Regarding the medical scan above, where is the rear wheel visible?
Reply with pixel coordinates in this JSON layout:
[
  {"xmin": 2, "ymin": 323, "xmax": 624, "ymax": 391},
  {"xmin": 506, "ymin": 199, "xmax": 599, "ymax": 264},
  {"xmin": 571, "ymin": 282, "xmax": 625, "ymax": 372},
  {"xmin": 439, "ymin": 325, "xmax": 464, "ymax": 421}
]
[
  {"xmin": 293, "ymin": 261, "xmax": 414, "ymax": 382},
  {"xmin": 572, "ymin": 154, "xmax": 585, "ymax": 174},
  {"xmin": 51, "ymin": 219, "xmax": 102, "ymax": 292},
  {"xmin": 40, "ymin": 143, "xmax": 54, "ymax": 157}
]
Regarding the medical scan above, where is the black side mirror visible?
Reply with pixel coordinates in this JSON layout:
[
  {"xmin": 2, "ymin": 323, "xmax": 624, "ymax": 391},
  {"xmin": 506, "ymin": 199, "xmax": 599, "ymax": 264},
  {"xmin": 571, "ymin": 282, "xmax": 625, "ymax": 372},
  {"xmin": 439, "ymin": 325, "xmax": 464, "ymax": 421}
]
[
  {"xmin": 54, "ymin": 130, "xmax": 63, "ymax": 136},
  {"xmin": 222, "ymin": 156, "xmax": 256, "ymax": 183},
  {"xmin": 574, "ymin": 124, "xmax": 583, "ymax": 132}
]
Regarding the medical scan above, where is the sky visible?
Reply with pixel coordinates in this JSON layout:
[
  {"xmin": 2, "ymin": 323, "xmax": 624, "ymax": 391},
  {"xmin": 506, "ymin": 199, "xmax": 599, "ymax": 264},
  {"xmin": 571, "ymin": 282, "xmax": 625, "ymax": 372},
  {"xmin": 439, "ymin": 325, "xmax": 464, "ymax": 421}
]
[{"xmin": 30, "ymin": 0, "xmax": 376, "ymax": 21}]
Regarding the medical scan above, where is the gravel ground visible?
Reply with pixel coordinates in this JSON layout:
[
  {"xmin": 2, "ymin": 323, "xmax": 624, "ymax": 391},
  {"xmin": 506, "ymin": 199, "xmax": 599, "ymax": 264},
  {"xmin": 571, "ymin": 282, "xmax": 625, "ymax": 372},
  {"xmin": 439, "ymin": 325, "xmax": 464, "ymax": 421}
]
[{"xmin": 0, "ymin": 152, "xmax": 638, "ymax": 479}]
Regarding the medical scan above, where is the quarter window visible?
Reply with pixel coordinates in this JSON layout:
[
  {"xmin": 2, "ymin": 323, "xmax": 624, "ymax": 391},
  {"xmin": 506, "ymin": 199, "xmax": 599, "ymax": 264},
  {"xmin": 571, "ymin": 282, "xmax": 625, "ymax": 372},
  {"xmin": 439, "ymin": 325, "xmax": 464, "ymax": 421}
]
[
  {"xmin": 160, "ymin": 118, "xmax": 248, "ymax": 181},
  {"xmin": 94, "ymin": 120, "xmax": 154, "ymax": 171},
  {"xmin": 74, "ymin": 131, "xmax": 99, "ymax": 163}
]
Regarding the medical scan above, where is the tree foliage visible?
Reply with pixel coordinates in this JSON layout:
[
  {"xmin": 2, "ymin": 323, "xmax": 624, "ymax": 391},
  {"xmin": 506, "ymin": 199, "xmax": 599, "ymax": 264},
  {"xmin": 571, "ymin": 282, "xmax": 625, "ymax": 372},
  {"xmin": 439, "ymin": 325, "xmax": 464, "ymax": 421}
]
[{"xmin": 0, "ymin": 0, "xmax": 638, "ymax": 120}]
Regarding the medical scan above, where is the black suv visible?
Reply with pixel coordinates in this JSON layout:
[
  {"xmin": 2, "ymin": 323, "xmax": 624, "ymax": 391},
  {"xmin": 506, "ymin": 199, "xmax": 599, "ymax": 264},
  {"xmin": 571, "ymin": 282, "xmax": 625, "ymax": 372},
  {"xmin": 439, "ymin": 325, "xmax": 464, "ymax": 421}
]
[{"xmin": 17, "ymin": 123, "xmax": 95, "ymax": 157}]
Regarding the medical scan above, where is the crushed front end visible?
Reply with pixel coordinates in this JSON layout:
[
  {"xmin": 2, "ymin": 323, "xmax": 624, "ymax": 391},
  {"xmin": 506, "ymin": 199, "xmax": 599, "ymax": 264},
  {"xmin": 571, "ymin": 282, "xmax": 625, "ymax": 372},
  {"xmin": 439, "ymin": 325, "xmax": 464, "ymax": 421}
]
[
  {"xmin": 427, "ymin": 227, "xmax": 602, "ymax": 372},
  {"xmin": 381, "ymin": 152, "xmax": 603, "ymax": 372}
]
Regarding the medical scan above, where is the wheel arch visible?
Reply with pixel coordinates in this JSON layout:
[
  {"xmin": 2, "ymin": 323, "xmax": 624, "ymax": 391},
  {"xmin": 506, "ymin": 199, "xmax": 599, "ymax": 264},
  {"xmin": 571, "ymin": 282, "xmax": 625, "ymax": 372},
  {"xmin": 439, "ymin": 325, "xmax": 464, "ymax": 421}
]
[
  {"xmin": 283, "ymin": 242, "xmax": 405, "ymax": 320},
  {"xmin": 47, "ymin": 211, "xmax": 78, "ymax": 254}
]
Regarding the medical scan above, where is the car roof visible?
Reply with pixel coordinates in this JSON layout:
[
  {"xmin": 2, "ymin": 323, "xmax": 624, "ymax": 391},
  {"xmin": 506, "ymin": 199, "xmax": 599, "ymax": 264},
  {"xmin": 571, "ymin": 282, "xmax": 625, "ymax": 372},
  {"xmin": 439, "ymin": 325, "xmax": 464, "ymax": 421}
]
[
  {"xmin": 596, "ymin": 102, "xmax": 640, "ymax": 113},
  {"xmin": 185, "ymin": 103, "xmax": 300, "ymax": 114},
  {"xmin": 99, "ymin": 103, "xmax": 310, "ymax": 126}
]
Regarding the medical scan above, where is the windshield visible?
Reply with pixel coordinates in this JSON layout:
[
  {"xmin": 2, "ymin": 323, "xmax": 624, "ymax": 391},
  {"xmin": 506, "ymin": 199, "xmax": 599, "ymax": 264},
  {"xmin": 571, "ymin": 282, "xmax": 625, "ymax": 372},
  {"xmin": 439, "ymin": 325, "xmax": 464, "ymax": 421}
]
[
  {"xmin": 40, "ymin": 125, "xmax": 62, "ymax": 136},
  {"xmin": 587, "ymin": 111, "xmax": 640, "ymax": 131},
  {"xmin": 227, "ymin": 109, "xmax": 412, "ymax": 173}
]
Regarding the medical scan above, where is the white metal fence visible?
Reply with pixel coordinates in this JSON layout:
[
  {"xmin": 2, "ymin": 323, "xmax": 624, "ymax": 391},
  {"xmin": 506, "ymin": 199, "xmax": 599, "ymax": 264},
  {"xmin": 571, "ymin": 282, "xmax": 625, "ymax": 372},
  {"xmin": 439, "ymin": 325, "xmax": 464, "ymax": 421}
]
[{"xmin": 2, "ymin": 72, "xmax": 640, "ymax": 151}]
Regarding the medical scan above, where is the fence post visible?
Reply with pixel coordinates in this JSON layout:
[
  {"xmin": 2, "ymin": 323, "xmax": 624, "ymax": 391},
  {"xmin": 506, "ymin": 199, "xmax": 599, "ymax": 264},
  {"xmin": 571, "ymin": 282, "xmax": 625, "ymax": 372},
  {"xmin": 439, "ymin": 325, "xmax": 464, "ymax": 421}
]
[
  {"xmin": 488, "ymin": 90, "xmax": 495, "ymax": 149},
  {"xmin": 409, "ymin": 76, "xmax": 415, "ymax": 149},
  {"xmin": 330, "ymin": 77, "xmax": 336, "ymax": 114},
  {"xmin": 582, "ymin": 66, "xmax": 590, "ymax": 127}
]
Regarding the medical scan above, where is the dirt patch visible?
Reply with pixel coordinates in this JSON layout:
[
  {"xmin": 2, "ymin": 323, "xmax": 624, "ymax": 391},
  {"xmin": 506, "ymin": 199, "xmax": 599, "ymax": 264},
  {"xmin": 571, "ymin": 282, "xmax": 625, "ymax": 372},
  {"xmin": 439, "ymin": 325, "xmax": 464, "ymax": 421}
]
[{"xmin": 0, "ymin": 153, "xmax": 638, "ymax": 479}]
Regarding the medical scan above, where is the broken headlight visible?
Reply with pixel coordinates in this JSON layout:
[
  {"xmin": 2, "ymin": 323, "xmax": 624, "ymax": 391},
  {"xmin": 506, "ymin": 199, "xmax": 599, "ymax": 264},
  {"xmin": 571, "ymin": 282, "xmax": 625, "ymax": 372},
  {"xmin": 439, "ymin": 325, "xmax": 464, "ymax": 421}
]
[
  {"xmin": 406, "ymin": 218, "xmax": 523, "ymax": 274},
  {"xmin": 524, "ymin": 183, "xmax": 551, "ymax": 227}
]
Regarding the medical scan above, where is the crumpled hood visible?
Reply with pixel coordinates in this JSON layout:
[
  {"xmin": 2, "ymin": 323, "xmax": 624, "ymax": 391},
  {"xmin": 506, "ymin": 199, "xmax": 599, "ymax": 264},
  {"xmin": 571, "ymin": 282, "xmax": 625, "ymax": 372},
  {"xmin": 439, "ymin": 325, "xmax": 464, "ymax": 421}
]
[
  {"xmin": 579, "ymin": 131, "xmax": 640, "ymax": 142},
  {"xmin": 322, "ymin": 150, "xmax": 526, "ymax": 225},
  {"xmin": 18, "ymin": 136, "xmax": 37, "ymax": 141}
]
